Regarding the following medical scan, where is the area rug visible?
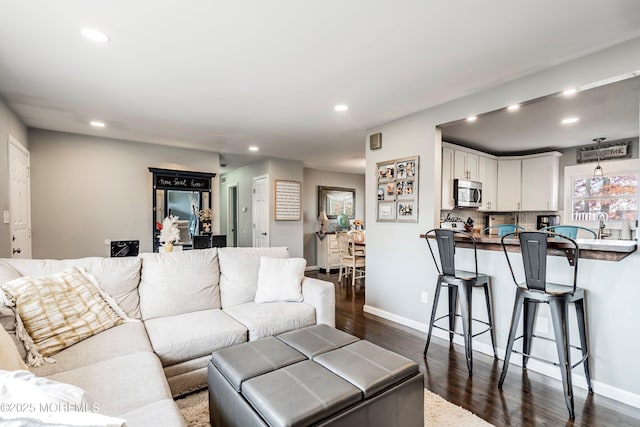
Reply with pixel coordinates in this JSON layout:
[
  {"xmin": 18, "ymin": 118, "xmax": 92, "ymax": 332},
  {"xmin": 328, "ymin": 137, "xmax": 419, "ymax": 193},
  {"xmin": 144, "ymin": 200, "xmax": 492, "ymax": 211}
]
[{"xmin": 175, "ymin": 388, "xmax": 494, "ymax": 426}]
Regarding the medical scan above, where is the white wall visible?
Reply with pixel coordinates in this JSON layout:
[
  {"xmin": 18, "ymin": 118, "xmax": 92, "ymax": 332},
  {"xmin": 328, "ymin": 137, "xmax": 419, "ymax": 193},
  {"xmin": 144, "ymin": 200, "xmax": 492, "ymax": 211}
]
[
  {"xmin": 0, "ymin": 98, "xmax": 28, "ymax": 258},
  {"xmin": 365, "ymin": 36, "xmax": 640, "ymax": 405},
  {"xmin": 29, "ymin": 130, "xmax": 220, "ymax": 258},
  {"xmin": 302, "ymin": 168, "xmax": 365, "ymax": 266}
]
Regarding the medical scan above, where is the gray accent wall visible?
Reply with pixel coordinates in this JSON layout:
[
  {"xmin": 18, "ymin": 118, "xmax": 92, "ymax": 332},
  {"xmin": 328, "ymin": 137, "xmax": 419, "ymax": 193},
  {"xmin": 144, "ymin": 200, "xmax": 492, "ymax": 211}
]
[
  {"xmin": 29, "ymin": 129, "xmax": 220, "ymax": 258},
  {"xmin": 302, "ymin": 168, "xmax": 365, "ymax": 267},
  {"xmin": 0, "ymin": 97, "xmax": 28, "ymax": 258}
]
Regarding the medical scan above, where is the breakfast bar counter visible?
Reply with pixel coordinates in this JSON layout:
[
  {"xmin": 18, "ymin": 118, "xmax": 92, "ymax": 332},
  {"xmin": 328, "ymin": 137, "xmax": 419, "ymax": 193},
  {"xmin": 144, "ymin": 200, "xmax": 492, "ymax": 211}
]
[{"xmin": 419, "ymin": 233, "xmax": 638, "ymax": 261}]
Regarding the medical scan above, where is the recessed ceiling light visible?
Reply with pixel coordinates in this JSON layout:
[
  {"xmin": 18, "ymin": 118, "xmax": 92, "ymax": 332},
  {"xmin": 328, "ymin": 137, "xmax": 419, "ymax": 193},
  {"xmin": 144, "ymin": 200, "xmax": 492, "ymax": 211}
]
[
  {"xmin": 334, "ymin": 104, "xmax": 349, "ymax": 112},
  {"xmin": 561, "ymin": 117, "xmax": 580, "ymax": 124},
  {"xmin": 81, "ymin": 28, "xmax": 110, "ymax": 43},
  {"xmin": 249, "ymin": 146, "xmax": 259, "ymax": 152},
  {"xmin": 507, "ymin": 104, "xmax": 520, "ymax": 111},
  {"xmin": 563, "ymin": 88, "xmax": 577, "ymax": 96},
  {"xmin": 466, "ymin": 116, "xmax": 477, "ymax": 122},
  {"xmin": 90, "ymin": 120, "xmax": 105, "ymax": 128}
]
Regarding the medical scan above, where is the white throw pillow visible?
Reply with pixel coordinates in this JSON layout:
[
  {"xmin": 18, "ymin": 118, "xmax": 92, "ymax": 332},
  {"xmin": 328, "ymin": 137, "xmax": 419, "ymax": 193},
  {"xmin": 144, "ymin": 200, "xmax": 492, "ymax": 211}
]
[
  {"xmin": 0, "ymin": 369, "xmax": 125, "ymax": 426},
  {"xmin": 254, "ymin": 256, "xmax": 306, "ymax": 303}
]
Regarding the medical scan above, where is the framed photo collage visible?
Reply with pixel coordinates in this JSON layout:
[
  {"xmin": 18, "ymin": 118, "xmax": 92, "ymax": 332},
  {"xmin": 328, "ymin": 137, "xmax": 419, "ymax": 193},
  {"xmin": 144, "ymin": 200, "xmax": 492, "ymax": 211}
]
[{"xmin": 376, "ymin": 156, "xmax": 419, "ymax": 222}]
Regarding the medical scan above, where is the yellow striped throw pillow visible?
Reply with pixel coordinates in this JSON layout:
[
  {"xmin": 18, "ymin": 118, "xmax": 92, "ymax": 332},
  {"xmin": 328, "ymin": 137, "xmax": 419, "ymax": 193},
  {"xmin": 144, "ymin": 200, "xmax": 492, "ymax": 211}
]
[{"xmin": 0, "ymin": 267, "xmax": 127, "ymax": 366}]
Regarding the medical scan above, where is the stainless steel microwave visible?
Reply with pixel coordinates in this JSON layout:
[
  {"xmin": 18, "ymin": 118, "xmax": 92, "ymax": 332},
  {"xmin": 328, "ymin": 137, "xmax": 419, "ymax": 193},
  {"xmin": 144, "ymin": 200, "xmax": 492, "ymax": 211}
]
[{"xmin": 454, "ymin": 179, "xmax": 482, "ymax": 208}]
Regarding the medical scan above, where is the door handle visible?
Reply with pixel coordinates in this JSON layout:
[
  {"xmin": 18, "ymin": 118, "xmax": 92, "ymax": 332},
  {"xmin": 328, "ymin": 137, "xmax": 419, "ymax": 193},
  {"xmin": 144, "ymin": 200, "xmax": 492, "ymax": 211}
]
[
  {"xmin": 12, "ymin": 235, "xmax": 16, "ymax": 242},
  {"xmin": 12, "ymin": 248, "xmax": 21, "ymax": 254},
  {"xmin": 261, "ymin": 232, "xmax": 267, "ymax": 236}
]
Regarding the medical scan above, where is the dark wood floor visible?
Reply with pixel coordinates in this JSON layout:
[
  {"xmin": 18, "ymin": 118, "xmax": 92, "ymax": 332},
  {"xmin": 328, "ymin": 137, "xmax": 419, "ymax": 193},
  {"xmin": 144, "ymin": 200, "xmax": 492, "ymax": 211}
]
[{"xmin": 307, "ymin": 271, "xmax": 640, "ymax": 427}]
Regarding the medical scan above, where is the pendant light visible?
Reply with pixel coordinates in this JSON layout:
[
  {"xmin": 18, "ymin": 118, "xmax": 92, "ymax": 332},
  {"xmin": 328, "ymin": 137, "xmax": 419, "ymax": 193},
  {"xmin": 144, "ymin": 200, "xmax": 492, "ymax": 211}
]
[{"xmin": 593, "ymin": 137, "xmax": 605, "ymax": 178}]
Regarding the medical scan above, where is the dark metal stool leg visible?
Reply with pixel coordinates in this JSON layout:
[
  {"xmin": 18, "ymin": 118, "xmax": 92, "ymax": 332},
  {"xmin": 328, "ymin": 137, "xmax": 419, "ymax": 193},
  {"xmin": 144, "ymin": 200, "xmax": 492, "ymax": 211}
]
[
  {"xmin": 499, "ymin": 289, "xmax": 525, "ymax": 388},
  {"xmin": 549, "ymin": 297, "xmax": 575, "ymax": 419},
  {"xmin": 483, "ymin": 282, "xmax": 497, "ymax": 358},
  {"xmin": 458, "ymin": 282, "xmax": 473, "ymax": 375},
  {"xmin": 522, "ymin": 298, "xmax": 539, "ymax": 368},
  {"xmin": 448, "ymin": 285, "xmax": 458, "ymax": 343},
  {"xmin": 424, "ymin": 276, "xmax": 444, "ymax": 356},
  {"xmin": 574, "ymin": 297, "xmax": 593, "ymax": 392}
]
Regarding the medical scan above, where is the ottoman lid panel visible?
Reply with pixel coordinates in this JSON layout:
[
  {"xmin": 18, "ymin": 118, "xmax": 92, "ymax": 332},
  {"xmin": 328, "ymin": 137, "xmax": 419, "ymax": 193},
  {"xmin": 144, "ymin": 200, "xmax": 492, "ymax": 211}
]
[
  {"xmin": 314, "ymin": 341, "xmax": 419, "ymax": 399},
  {"xmin": 243, "ymin": 360, "xmax": 362, "ymax": 427},
  {"xmin": 277, "ymin": 324, "xmax": 360, "ymax": 358},
  {"xmin": 211, "ymin": 336, "xmax": 306, "ymax": 392}
]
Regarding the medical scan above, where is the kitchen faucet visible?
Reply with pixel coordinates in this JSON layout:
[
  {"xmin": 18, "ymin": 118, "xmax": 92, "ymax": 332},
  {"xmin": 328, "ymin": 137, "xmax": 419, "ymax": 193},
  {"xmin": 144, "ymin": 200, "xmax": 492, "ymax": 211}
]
[{"xmin": 597, "ymin": 213, "xmax": 607, "ymax": 239}]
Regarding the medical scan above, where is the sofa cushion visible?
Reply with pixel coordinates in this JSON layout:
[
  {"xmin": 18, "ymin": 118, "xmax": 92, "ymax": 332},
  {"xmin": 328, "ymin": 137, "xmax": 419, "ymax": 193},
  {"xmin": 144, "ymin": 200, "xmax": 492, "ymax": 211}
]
[
  {"xmin": 139, "ymin": 249, "xmax": 220, "ymax": 320},
  {"xmin": 1, "ymin": 257, "xmax": 143, "ymax": 319},
  {"xmin": 49, "ymin": 352, "xmax": 171, "ymax": 417},
  {"xmin": 1, "ymin": 267, "xmax": 127, "ymax": 365},
  {"xmin": 0, "ymin": 369, "xmax": 127, "ymax": 426},
  {"xmin": 255, "ymin": 257, "xmax": 306, "ymax": 303},
  {"xmin": 118, "ymin": 399, "xmax": 186, "ymax": 427},
  {"xmin": 218, "ymin": 247, "xmax": 290, "ymax": 308},
  {"xmin": 0, "ymin": 325, "xmax": 28, "ymax": 370},
  {"xmin": 144, "ymin": 309, "xmax": 247, "ymax": 367},
  {"xmin": 32, "ymin": 320, "xmax": 152, "ymax": 377},
  {"xmin": 223, "ymin": 301, "xmax": 316, "ymax": 341}
]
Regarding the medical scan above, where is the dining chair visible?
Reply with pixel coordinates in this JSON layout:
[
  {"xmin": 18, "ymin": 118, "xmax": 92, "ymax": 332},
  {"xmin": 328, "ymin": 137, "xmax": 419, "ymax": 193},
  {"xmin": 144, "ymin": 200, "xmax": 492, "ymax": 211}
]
[
  {"xmin": 337, "ymin": 232, "xmax": 365, "ymax": 287},
  {"xmin": 481, "ymin": 224, "xmax": 525, "ymax": 236},
  {"xmin": 539, "ymin": 225, "xmax": 597, "ymax": 239},
  {"xmin": 499, "ymin": 230, "xmax": 592, "ymax": 419}
]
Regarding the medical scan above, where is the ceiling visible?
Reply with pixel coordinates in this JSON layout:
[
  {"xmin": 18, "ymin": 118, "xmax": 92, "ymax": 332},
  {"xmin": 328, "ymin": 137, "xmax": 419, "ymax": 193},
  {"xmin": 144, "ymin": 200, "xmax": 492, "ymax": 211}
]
[
  {"xmin": 440, "ymin": 74, "xmax": 640, "ymax": 155},
  {"xmin": 1, "ymin": 1, "xmax": 640, "ymax": 173}
]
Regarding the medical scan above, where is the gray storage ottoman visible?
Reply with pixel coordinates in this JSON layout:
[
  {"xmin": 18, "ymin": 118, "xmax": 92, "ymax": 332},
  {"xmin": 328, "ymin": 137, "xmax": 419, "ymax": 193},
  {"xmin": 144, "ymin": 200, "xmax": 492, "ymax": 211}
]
[{"xmin": 208, "ymin": 325, "xmax": 424, "ymax": 427}]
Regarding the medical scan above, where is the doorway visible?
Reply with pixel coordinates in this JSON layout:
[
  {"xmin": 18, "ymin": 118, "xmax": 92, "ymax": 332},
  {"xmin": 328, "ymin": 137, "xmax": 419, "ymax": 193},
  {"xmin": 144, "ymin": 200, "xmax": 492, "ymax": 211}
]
[
  {"xmin": 8, "ymin": 135, "xmax": 31, "ymax": 258},
  {"xmin": 252, "ymin": 175, "xmax": 269, "ymax": 247},
  {"xmin": 227, "ymin": 183, "xmax": 239, "ymax": 247}
]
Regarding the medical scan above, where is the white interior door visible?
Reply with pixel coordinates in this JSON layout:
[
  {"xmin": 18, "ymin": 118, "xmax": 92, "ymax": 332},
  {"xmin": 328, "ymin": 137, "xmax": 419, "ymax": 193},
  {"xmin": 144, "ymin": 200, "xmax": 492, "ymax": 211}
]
[
  {"xmin": 252, "ymin": 175, "xmax": 269, "ymax": 248},
  {"xmin": 8, "ymin": 135, "xmax": 32, "ymax": 258}
]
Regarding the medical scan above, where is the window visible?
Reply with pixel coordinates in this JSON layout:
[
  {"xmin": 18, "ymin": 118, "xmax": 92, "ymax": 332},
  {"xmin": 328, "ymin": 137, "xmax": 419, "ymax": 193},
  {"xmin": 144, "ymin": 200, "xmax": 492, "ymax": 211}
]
[{"xmin": 571, "ymin": 174, "xmax": 637, "ymax": 222}]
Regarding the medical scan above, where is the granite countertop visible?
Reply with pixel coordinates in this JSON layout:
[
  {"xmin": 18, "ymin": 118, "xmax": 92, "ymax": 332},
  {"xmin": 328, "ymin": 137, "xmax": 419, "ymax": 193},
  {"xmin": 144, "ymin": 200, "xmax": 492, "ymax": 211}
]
[{"xmin": 420, "ymin": 232, "xmax": 638, "ymax": 261}]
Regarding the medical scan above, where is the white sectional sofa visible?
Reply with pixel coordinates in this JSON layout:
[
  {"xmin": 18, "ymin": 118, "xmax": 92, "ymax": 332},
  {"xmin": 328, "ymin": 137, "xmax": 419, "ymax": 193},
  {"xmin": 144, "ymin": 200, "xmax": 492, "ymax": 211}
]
[{"xmin": 0, "ymin": 247, "xmax": 335, "ymax": 426}]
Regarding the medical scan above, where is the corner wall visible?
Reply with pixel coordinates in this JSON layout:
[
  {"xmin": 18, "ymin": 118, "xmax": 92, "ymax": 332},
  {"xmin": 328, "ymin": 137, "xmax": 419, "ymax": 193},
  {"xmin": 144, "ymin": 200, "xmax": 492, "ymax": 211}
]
[
  {"xmin": 29, "ymin": 129, "xmax": 220, "ymax": 258},
  {"xmin": 219, "ymin": 157, "xmax": 304, "ymax": 257},
  {"xmin": 302, "ymin": 168, "xmax": 365, "ymax": 266},
  {"xmin": 365, "ymin": 36, "xmax": 640, "ymax": 404}
]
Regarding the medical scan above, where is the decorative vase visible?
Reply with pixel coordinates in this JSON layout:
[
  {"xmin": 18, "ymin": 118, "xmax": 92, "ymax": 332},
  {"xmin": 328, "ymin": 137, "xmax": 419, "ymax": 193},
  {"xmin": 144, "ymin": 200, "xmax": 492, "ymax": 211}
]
[
  {"xmin": 202, "ymin": 221, "xmax": 212, "ymax": 233},
  {"xmin": 163, "ymin": 242, "xmax": 174, "ymax": 253}
]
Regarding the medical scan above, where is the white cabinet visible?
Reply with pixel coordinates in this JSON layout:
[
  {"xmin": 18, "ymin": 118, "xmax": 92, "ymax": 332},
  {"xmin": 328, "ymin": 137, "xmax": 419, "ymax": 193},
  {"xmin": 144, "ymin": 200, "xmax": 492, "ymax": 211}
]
[
  {"xmin": 317, "ymin": 233, "xmax": 340, "ymax": 272},
  {"xmin": 441, "ymin": 146, "xmax": 455, "ymax": 209},
  {"xmin": 496, "ymin": 159, "xmax": 522, "ymax": 211},
  {"xmin": 521, "ymin": 154, "xmax": 560, "ymax": 211},
  {"xmin": 478, "ymin": 156, "xmax": 497, "ymax": 211},
  {"xmin": 454, "ymin": 150, "xmax": 479, "ymax": 181}
]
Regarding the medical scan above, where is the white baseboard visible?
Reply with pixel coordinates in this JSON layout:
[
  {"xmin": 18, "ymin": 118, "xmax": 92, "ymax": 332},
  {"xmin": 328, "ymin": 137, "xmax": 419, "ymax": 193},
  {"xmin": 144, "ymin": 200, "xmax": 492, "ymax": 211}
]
[
  {"xmin": 305, "ymin": 265, "xmax": 320, "ymax": 271},
  {"xmin": 363, "ymin": 304, "xmax": 640, "ymax": 408}
]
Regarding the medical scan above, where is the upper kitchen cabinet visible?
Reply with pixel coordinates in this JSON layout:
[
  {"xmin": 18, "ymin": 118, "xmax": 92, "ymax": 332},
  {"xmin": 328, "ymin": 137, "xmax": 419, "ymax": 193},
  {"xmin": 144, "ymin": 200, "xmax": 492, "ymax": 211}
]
[
  {"xmin": 521, "ymin": 152, "xmax": 561, "ymax": 211},
  {"xmin": 441, "ymin": 146, "xmax": 455, "ymax": 209},
  {"xmin": 454, "ymin": 150, "xmax": 479, "ymax": 181},
  {"xmin": 496, "ymin": 159, "xmax": 522, "ymax": 211},
  {"xmin": 478, "ymin": 156, "xmax": 497, "ymax": 211}
]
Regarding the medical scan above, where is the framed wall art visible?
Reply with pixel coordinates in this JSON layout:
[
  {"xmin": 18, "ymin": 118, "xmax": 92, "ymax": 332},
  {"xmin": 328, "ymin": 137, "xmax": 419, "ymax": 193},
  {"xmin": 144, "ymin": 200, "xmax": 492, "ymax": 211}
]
[
  {"xmin": 376, "ymin": 156, "xmax": 419, "ymax": 223},
  {"xmin": 274, "ymin": 180, "xmax": 302, "ymax": 220}
]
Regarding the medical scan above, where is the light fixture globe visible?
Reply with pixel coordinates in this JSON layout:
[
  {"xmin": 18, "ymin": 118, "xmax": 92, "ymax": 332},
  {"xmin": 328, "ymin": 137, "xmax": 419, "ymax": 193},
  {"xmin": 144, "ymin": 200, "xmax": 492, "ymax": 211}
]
[{"xmin": 593, "ymin": 137, "xmax": 606, "ymax": 178}]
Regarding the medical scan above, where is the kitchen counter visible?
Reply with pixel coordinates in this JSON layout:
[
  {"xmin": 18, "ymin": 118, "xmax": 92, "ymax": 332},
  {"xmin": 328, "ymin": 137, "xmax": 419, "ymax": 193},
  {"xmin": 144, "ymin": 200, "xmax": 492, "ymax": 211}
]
[{"xmin": 419, "ymin": 232, "xmax": 637, "ymax": 261}]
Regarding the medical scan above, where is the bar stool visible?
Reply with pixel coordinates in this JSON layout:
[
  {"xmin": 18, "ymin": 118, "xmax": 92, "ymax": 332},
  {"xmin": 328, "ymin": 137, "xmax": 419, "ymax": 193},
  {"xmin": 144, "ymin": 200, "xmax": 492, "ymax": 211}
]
[
  {"xmin": 423, "ymin": 229, "xmax": 497, "ymax": 375},
  {"xmin": 499, "ymin": 231, "xmax": 592, "ymax": 419}
]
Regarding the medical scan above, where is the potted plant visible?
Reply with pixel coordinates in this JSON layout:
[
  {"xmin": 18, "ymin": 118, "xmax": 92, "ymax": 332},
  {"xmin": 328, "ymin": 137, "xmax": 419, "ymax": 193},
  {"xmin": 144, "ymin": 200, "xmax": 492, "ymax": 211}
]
[{"xmin": 158, "ymin": 215, "xmax": 180, "ymax": 252}]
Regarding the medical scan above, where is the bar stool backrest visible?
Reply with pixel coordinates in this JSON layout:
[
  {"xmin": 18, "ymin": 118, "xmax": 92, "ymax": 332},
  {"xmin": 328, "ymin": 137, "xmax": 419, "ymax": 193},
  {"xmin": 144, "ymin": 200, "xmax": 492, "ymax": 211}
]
[
  {"xmin": 501, "ymin": 231, "xmax": 579, "ymax": 294},
  {"xmin": 424, "ymin": 229, "xmax": 478, "ymax": 278}
]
